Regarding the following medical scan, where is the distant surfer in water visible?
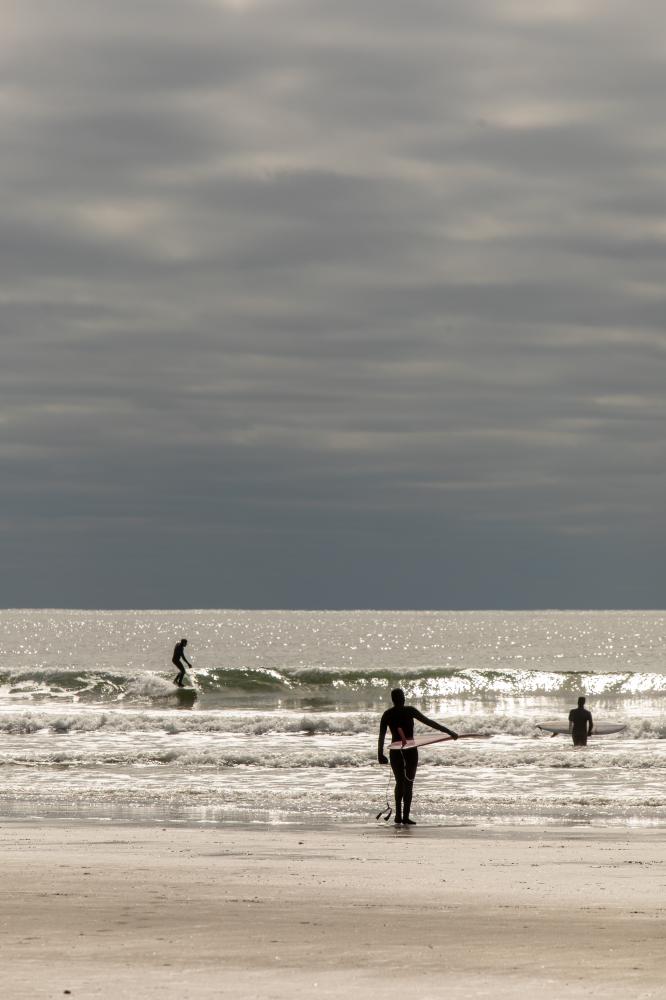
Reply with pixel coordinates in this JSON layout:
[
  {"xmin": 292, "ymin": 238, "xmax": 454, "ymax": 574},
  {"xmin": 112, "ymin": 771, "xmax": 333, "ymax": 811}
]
[
  {"xmin": 569, "ymin": 696, "xmax": 593, "ymax": 746},
  {"xmin": 378, "ymin": 688, "xmax": 458, "ymax": 825},
  {"xmin": 172, "ymin": 638, "xmax": 192, "ymax": 687}
]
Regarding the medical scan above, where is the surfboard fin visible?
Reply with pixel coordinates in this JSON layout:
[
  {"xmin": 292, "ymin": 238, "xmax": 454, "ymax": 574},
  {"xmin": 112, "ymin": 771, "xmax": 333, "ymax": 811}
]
[{"xmin": 376, "ymin": 806, "xmax": 392, "ymax": 822}]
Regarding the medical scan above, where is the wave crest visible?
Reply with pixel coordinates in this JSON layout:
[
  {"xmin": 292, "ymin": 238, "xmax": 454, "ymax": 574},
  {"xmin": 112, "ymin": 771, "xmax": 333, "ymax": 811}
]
[{"xmin": 4, "ymin": 665, "xmax": 666, "ymax": 703}]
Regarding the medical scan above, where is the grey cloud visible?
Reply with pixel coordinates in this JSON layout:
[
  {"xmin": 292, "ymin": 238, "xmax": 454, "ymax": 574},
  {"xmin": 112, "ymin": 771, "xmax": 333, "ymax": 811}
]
[{"xmin": 2, "ymin": 0, "xmax": 666, "ymax": 606}]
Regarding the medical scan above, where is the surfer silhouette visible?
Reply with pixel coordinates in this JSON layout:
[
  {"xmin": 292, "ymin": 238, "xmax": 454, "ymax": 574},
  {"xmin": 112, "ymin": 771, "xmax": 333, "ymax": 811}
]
[
  {"xmin": 568, "ymin": 696, "xmax": 593, "ymax": 746},
  {"xmin": 378, "ymin": 688, "xmax": 458, "ymax": 825},
  {"xmin": 172, "ymin": 638, "xmax": 192, "ymax": 687}
]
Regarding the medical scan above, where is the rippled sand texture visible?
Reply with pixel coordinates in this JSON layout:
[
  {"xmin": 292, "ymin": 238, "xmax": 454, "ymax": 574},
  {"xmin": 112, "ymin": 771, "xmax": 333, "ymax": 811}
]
[{"xmin": 3, "ymin": 822, "xmax": 666, "ymax": 999}]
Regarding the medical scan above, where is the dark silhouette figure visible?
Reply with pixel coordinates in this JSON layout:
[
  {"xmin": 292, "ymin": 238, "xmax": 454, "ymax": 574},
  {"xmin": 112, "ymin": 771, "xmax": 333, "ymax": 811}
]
[
  {"xmin": 569, "ymin": 696, "xmax": 593, "ymax": 746},
  {"xmin": 172, "ymin": 638, "xmax": 192, "ymax": 687},
  {"xmin": 378, "ymin": 688, "xmax": 458, "ymax": 825}
]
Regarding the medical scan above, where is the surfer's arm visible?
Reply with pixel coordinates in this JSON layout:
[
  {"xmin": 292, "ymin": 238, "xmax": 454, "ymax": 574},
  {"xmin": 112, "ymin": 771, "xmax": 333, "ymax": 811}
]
[
  {"xmin": 377, "ymin": 716, "xmax": 389, "ymax": 763},
  {"xmin": 412, "ymin": 709, "xmax": 458, "ymax": 739},
  {"xmin": 588, "ymin": 714, "xmax": 594, "ymax": 735}
]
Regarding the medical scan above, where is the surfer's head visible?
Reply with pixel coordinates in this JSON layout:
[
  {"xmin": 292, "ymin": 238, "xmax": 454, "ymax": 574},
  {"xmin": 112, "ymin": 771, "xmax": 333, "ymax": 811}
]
[
  {"xmin": 391, "ymin": 688, "xmax": 405, "ymax": 707},
  {"xmin": 578, "ymin": 696, "xmax": 586, "ymax": 707},
  {"xmin": 181, "ymin": 638, "xmax": 188, "ymax": 645}
]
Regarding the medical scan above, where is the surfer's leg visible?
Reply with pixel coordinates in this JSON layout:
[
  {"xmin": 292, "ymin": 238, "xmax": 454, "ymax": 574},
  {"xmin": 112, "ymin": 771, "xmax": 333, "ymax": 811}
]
[
  {"xmin": 389, "ymin": 750, "xmax": 405, "ymax": 822},
  {"xmin": 173, "ymin": 665, "xmax": 185, "ymax": 687},
  {"xmin": 402, "ymin": 749, "xmax": 418, "ymax": 823}
]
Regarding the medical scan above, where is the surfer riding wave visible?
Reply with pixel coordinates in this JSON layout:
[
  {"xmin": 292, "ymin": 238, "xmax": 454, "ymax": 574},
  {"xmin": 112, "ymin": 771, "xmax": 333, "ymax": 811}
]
[{"xmin": 172, "ymin": 638, "xmax": 192, "ymax": 688}]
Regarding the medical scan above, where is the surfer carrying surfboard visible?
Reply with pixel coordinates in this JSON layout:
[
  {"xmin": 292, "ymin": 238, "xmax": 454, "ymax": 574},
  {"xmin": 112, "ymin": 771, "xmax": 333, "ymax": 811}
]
[
  {"xmin": 568, "ymin": 696, "xmax": 593, "ymax": 747},
  {"xmin": 172, "ymin": 638, "xmax": 193, "ymax": 687},
  {"xmin": 378, "ymin": 688, "xmax": 458, "ymax": 825}
]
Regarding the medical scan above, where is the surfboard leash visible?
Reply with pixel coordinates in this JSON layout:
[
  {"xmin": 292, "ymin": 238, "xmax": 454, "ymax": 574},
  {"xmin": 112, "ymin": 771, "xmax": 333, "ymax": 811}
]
[
  {"xmin": 400, "ymin": 747, "xmax": 415, "ymax": 782},
  {"xmin": 376, "ymin": 768, "xmax": 392, "ymax": 822}
]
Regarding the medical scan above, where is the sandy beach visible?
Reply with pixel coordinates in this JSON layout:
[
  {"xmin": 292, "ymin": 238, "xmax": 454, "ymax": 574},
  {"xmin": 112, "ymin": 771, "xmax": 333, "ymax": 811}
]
[{"xmin": 3, "ymin": 821, "xmax": 665, "ymax": 999}]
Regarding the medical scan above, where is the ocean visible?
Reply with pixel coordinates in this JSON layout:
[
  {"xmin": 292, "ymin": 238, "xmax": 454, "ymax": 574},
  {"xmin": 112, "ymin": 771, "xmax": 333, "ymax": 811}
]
[{"xmin": 1, "ymin": 609, "xmax": 666, "ymax": 827}]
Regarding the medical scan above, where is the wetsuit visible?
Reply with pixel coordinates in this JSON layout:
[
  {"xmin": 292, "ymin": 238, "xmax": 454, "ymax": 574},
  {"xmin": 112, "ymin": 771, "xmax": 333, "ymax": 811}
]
[
  {"xmin": 568, "ymin": 706, "xmax": 593, "ymax": 746},
  {"xmin": 172, "ymin": 641, "xmax": 190, "ymax": 686},
  {"xmin": 378, "ymin": 706, "xmax": 456, "ymax": 822}
]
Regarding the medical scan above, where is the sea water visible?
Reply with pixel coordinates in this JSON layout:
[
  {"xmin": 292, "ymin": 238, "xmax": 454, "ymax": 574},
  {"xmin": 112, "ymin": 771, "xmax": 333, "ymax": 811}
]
[{"xmin": 1, "ymin": 609, "xmax": 666, "ymax": 827}]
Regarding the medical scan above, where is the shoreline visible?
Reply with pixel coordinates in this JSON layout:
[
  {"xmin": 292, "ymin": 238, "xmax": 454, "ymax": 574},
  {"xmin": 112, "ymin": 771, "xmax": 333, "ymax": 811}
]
[
  {"xmin": 4, "ymin": 793, "xmax": 666, "ymax": 830},
  {"xmin": 3, "ymin": 820, "xmax": 666, "ymax": 998},
  {"xmin": 4, "ymin": 811, "xmax": 666, "ymax": 835},
  {"xmin": 4, "ymin": 804, "xmax": 666, "ymax": 831}
]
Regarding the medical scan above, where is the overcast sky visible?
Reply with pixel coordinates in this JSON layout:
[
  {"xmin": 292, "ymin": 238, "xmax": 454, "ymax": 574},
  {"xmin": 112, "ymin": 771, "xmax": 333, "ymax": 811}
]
[{"xmin": 2, "ymin": 0, "xmax": 666, "ymax": 608}]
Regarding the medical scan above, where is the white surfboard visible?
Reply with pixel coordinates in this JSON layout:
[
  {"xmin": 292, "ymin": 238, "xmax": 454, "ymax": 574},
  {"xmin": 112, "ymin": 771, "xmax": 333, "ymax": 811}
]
[
  {"xmin": 536, "ymin": 722, "xmax": 626, "ymax": 736},
  {"xmin": 388, "ymin": 733, "xmax": 489, "ymax": 750}
]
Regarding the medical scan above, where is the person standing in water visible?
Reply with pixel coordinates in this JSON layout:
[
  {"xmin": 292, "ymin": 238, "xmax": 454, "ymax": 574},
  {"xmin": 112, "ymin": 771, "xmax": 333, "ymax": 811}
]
[
  {"xmin": 569, "ymin": 696, "xmax": 593, "ymax": 746},
  {"xmin": 172, "ymin": 638, "xmax": 192, "ymax": 687},
  {"xmin": 377, "ymin": 688, "xmax": 458, "ymax": 825}
]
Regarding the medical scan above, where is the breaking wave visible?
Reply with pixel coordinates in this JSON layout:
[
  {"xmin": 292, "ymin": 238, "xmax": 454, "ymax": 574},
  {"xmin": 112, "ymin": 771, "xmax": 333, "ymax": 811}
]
[
  {"xmin": 4, "ymin": 665, "xmax": 666, "ymax": 704},
  {"xmin": 0, "ymin": 706, "xmax": 663, "ymax": 743}
]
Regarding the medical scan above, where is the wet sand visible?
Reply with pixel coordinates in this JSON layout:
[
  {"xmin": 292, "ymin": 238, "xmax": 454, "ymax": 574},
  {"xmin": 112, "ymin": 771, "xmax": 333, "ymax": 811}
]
[{"xmin": 2, "ymin": 821, "xmax": 666, "ymax": 998}]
